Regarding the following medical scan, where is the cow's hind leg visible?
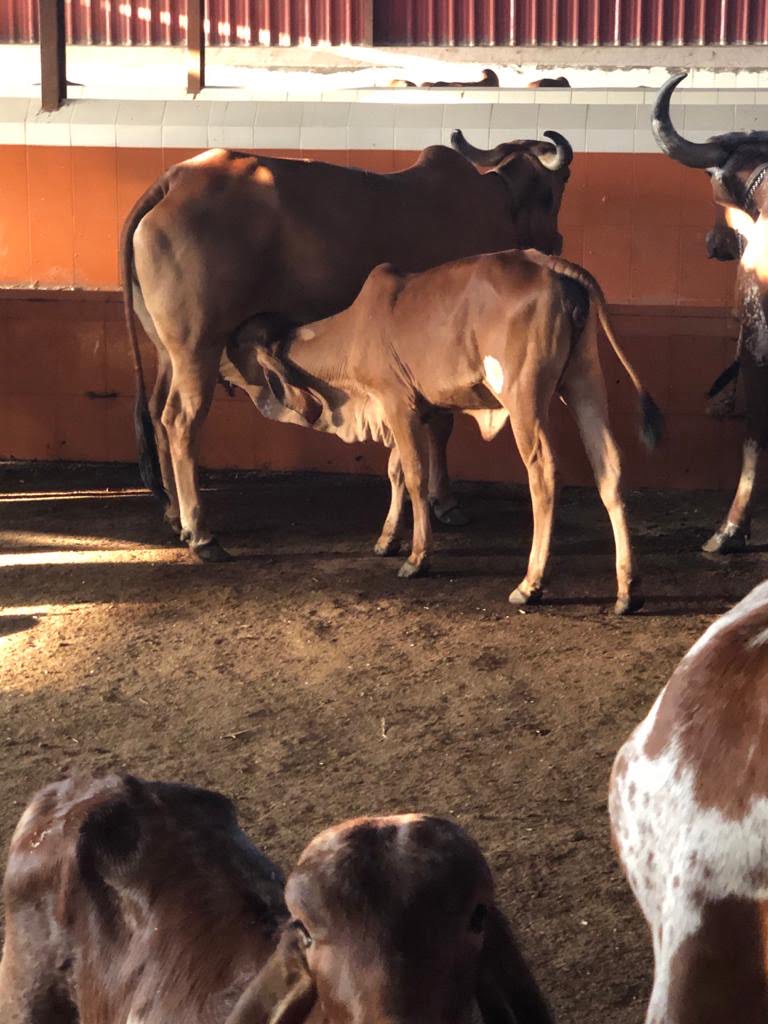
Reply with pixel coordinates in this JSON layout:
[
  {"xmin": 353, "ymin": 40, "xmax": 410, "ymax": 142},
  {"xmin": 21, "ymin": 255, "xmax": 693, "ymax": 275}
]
[
  {"xmin": 427, "ymin": 411, "xmax": 470, "ymax": 526},
  {"xmin": 162, "ymin": 347, "xmax": 230, "ymax": 562},
  {"xmin": 375, "ymin": 447, "xmax": 406, "ymax": 556},
  {"xmin": 503, "ymin": 394, "xmax": 557, "ymax": 607},
  {"xmin": 148, "ymin": 351, "xmax": 182, "ymax": 538},
  {"xmin": 560, "ymin": 357, "xmax": 642, "ymax": 615}
]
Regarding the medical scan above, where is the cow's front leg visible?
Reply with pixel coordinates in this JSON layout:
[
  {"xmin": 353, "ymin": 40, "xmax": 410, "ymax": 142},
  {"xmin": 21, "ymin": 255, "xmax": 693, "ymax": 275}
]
[
  {"xmin": 703, "ymin": 357, "xmax": 768, "ymax": 554},
  {"xmin": 387, "ymin": 408, "xmax": 432, "ymax": 578},
  {"xmin": 374, "ymin": 447, "xmax": 406, "ymax": 556},
  {"xmin": 427, "ymin": 411, "xmax": 470, "ymax": 526},
  {"xmin": 162, "ymin": 350, "xmax": 231, "ymax": 562},
  {"xmin": 703, "ymin": 437, "xmax": 760, "ymax": 553}
]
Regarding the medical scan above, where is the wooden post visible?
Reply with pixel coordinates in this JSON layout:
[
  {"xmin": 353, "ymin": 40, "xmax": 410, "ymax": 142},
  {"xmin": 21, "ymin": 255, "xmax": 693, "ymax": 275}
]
[
  {"xmin": 39, "ymin": 0, "xmax": 67, "ymax": 112},
  {"xmin": 361, "ymin": 0, "xmax": 374, "ymax": 44},
  {"xmin": 186, "ymin": 0, "xmax": 205, "ymax": 95}
]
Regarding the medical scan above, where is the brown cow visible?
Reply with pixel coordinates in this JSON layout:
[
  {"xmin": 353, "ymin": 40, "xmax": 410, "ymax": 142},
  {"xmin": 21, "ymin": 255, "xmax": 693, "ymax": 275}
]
[
  {"xmin": 609, "ymin": 579, "xmax": 768, "ymax": 1024},
  {"xmin": 121, "ymin": 132, "xmax": 573, "ymax": 561},
  {"xmin": 0, "ymin": 774, "xmax": 553, "ymax": 1024},
  {"xmin": 527, "ymin": 77, "xmax": 571, "ymax": 89},
  {"xmin": 390, "ymin": 68, "xmax": 499, "ymax": 88},
  {"xmin": 653, "ymin": 71, "xmax": 768, "ymax": 553},
  {"xmin": 226, "ymin": 249, "xmax": 662, "ymax": 614}
]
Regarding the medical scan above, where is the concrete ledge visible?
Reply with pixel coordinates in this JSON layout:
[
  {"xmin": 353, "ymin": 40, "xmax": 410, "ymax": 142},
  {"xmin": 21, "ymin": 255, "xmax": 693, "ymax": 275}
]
[{"xmin": 2, "ymin": 90, "xmax": 765, "ymax": 152}]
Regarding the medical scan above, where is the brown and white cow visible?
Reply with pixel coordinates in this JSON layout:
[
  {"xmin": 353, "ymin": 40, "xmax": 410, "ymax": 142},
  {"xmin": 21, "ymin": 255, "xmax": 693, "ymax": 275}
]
[
  {"xmin": 0, "ymin": 773, "xmax": 553, "ymax": 1024},
  {"xmin": 227, "ymin": 249, "xmax": 662, "ymax": 614},
  {"xmin": 609, "ymin": 579, "xmax": 768, "ymax": 1024},
  {"xmin": 654, "ymin": 72, "xmax": 768, "ymax": 554},
  {"xmin": 121, "ymin": 132, "xmax": 573, "ymax": 561}
]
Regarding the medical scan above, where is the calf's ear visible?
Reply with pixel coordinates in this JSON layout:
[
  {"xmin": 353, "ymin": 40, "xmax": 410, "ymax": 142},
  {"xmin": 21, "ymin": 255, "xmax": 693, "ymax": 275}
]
[
  {"xmin": 255, "ymin": 349, "xmax": 323, "ymax": 426},
  {"xmin": 225, "ymin": 931, "xmax": 317, "ymax": 1024},
  {"xmin": 475, "ymin": 906, "xmax": 554, "ymax": 1024}
]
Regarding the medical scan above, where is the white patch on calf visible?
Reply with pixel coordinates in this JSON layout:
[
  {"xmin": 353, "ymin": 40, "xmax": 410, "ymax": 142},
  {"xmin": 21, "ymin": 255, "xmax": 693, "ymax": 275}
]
[
  {"xmin": 482, "ymin": 356, "xmax": 505, "ymax": 395},
  {"xmin": 297, "ymin": 327, "xmax": 316, "ymax": 341}
]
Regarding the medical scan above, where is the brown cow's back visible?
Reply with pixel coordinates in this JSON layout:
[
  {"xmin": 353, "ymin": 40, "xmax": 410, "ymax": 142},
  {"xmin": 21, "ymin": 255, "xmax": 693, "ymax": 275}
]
[{"xmin": 136, "ymin": 147, "xmax": 559, "ymax": 331}]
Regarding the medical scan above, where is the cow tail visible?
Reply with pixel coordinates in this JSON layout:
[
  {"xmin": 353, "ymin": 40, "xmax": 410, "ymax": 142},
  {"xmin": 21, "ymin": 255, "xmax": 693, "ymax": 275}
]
[
  {"xmin": 525, "ymin": 251, "xmax": 665, "ymax": 450},
  {"xmin": 120, "ymin": 180, "xmax": 169, "ymax": 506}
]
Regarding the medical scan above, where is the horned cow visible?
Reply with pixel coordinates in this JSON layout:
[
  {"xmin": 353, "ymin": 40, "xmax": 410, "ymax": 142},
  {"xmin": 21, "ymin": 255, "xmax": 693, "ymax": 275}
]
[
  {"xmin": 0, "ymin": 773, "xmax": 553, "ymax": 1024},
  {"xmin": 121, "ymin": 131, "xmax": 573, "ymax": 560},
  {"xmin": 654, "ymin": 72, "xmax": 768, "ymax": 555},
  {"xmin": 227, "ymin": 248, "xmax": 662, "ymax": 614},
  {"xmin": 610, "ymin": 579, "xmax": 768, "ymax": 1024}
]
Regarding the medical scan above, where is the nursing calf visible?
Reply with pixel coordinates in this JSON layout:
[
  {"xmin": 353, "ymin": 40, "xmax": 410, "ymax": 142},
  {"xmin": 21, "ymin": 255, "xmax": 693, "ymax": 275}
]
[
  {"xmin": 610, "ymin": 580, "xmax": 768, "ymax": 1023},
  {"xmin": 227, "ymin": 250, "xmax": 662, "ymax": 614},
  {"xmin": 0, "ymin": 773, "xmax": 552, "ymax": 1024}
]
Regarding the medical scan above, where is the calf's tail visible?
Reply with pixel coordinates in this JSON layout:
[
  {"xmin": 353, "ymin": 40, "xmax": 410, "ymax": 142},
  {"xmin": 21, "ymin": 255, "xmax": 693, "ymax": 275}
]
[
  {"xmin": 120, "ymin": 180, "xmax": 169, "ymax": 505},
  {"xmin": 525, "ymin": 251, "xmax": 665, "ymax": 450}
]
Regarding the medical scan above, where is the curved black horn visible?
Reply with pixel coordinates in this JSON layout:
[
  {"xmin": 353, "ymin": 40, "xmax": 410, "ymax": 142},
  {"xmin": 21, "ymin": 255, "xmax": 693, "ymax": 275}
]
[
  {"xmin": 450, "ymin": 129, "xmax": 519, "ymax": 167},
  {"xmin": 652, "ymin": 72, "xmax": 729, "ymax": 168},
  {"xmin": 537, "ymin": 130, "xmax": 573, "ymax": 171}
]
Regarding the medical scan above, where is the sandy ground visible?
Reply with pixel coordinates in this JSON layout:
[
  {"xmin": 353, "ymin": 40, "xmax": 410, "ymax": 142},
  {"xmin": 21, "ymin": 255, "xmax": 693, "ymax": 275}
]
[{"xmin": 1, "ymin": 461, "xmax": 767, "ymax": 1023}]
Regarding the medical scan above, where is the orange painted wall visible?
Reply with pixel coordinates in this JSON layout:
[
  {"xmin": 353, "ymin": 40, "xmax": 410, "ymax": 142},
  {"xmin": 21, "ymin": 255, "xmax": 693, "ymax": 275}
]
[{"xmin": 0, "ymin": 145, "xmax": 744, "ymax": 490}]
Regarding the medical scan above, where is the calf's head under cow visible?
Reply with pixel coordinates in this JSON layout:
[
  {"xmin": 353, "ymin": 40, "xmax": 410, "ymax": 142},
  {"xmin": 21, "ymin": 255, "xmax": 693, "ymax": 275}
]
[
  {"xmin": 229, "ymin": 815, "xmax": 551, "ymax": 1024},
  {"xmin": 451, "ymin": 129, "xmax": 573, "ymax": 255}
]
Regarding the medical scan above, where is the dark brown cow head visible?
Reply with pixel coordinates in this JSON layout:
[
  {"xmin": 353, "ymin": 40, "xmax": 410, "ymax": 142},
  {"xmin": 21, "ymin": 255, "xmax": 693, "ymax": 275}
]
[
  {"xmin": 451, "ymin": 129, "xmax": 573, "ymax": 254},
  {"xmin": 227, "ymin": 815, "xmax": 552, "ymax": 1024},
  {"xmin": 653, "ymin": 72, "xmax": 768, "ymax": 217}
]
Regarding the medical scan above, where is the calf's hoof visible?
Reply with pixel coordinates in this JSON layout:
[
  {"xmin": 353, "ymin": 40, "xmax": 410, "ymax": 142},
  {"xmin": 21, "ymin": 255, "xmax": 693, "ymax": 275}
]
[
  {"xmin": 398, "ymin": 558, "xmax": 429, "ymax": 579},
  {"xmin": 508, "ymin": 585, "xmax": 543, "ymax": 607},
  {"xmin": 702, "ymin": 523, "xmax": 748, "ymax": 554},
  {"xmin": 192, "ymin": 538, "xmax": 234, "ymax": 563},
  {"xmin": 374, "ymin": 537, "xmax": 401, "ymax": 557},
  {"xmin": 614, "ymin": 592, "xmax": 644, "ymax": 616},
  {"xmin": 431, "ymin": 498, "xmax": 471, "ymax": 528}
]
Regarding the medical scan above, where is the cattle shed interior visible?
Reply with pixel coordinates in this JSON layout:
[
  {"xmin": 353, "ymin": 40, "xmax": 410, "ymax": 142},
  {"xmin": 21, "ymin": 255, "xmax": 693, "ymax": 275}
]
[
  {"xmin": 5, "ymin": 11, "xmax": 768, "ymax": 1024},
  {"xmin": 0, "ymin": 32, "xmax": 758, "ymax": 489}
]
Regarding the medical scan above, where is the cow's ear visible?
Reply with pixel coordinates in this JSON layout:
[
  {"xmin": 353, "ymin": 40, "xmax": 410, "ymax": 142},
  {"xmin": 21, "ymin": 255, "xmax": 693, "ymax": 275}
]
[
  {"xmin": 255, "ymin": 350, "xmax": 322, "ymax": 426},
  {"xmin": 225, "ymin": 930, "xmax": 317, "ymax": 1024},
  {"xmin": 475, "ymin": 906, "xmax": 553, "ymax": 1024}
]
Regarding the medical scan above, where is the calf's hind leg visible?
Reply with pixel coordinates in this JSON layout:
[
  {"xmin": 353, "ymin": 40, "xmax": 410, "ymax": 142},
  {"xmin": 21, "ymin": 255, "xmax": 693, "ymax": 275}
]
[
  {"xmin": 503, "ymin": 391, "xmax": 558, "ymax": 607},
  {"xmin": 560, "ymin": 350, "xmax": 642, "ymax": 615}
]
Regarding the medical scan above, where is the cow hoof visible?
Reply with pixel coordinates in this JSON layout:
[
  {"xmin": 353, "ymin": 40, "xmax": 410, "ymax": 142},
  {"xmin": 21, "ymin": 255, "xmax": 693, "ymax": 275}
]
[
  {"xmin": 193, "ymin": 539, "xmax": 234, "ymax": 563},
  {"xmin": 374, "ymin": 537, "xmax": 401, "ymax": 557},
  {"xmin": 702, "ymin": 525, "xmax": 748, "ymax": 554},
  {"xmin": 508, "ymin": 585, "xmax": 543, "ymax": 607},
  {"xmin": 431, "ymin": 499, "xmax": 471, "ymax": 527},
  {"xmin": 398, "ymin": 559, "xmax": 428, "ymax": 579},
  {"xmin": 615, "ymin": 592, "xmax": 645, "ymax": 616}
]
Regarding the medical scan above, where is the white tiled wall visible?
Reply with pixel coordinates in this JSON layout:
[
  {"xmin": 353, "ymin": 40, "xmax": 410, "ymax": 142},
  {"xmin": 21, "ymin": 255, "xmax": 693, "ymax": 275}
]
[{"xmin": 1, "ymin": 90, "xmax": 767, "ymax": 152}]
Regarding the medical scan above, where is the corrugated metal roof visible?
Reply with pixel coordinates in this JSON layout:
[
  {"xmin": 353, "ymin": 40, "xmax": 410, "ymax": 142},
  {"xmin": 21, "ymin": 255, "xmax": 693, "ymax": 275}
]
[{"xmin": 2, "ymin": 0, "xmax": 766, "ymax": 45}]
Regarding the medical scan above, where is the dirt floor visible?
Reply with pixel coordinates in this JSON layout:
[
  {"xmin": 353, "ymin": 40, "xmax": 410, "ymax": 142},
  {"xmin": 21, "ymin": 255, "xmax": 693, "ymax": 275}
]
[{"xmin": 1, "ymin": 461, "xmax": 767, "ymax": 1023}]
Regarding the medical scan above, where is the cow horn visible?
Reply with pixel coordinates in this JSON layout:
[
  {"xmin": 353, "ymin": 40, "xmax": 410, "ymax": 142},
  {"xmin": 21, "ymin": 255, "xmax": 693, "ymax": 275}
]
[
  {"xmin": 537, "ymin": 130, "xmax": 573, "ymax": 171},
  {"xmin": 450, "ymin": 129, "xmax": 518, "ymax": 167},
  {"xmin": 652, "ymin": 72, "xmax": 729, "ymax": 168}
]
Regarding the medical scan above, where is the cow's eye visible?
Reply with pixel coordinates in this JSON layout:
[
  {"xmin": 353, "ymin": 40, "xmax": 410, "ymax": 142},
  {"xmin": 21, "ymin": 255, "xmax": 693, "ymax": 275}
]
[
  {"xmin": 292, "ymin": 920, "xmax": 313, "ymax": 949},
  {"xmin": 469, "ymin": 904, "xmax": 487, "ymax": 933}
]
